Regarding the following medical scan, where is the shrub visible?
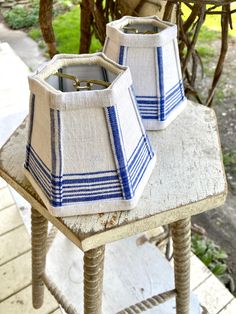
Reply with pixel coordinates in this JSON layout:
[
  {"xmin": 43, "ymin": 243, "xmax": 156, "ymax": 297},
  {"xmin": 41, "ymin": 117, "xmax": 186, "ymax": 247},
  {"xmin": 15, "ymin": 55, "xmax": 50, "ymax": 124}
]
[
  {"xmin": 29, "ymin": 28, "xmax": 42, "ymax": 41},
  {"xmin": 192, "ymin": 234, "xmax": 228, "ymax": 277},
  {"xmin": 4, "ymin": 5, "xmax": 39, "ymax": 30}
]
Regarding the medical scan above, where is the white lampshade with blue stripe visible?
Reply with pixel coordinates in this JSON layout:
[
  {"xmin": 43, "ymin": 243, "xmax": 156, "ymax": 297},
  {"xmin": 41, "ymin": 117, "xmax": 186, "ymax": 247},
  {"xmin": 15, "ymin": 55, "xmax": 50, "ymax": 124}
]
[
  {"xmin": 103, "ymin": 16, "xmax": 187, "ymax": 130},
  {"xmin": 24, "ymin": 53, "xmax": 156, "ymax": 217}
]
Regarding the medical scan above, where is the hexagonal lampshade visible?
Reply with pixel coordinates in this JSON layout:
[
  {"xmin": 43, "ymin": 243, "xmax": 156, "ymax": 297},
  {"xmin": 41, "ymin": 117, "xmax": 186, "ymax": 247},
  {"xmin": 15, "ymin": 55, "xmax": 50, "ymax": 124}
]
[
  {"xmin": 24, "ymin": 53, "xmax": 156, "ymax": 217},
  {"xmin": 103, "ymin": 16, "xmax": 187, "ymax": 130}
]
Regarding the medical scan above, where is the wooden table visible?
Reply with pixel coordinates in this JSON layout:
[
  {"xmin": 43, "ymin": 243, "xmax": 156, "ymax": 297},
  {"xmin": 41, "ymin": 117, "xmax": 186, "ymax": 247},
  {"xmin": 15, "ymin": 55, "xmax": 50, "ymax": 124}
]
[{"xmin": 0, "ymin": 101, "xmax": 227, "ymax": 314}]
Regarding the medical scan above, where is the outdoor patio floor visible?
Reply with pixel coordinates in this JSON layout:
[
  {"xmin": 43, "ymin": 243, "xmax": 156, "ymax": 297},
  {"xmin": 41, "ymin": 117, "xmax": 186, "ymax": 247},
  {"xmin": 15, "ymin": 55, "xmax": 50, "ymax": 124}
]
[
  {"xmin": 0, "ymin": 178, "xmax": 61, "ymax": 314},
  {"xmin": 0, "ymin": 180, "xmax": 235, "ymax": 314}
]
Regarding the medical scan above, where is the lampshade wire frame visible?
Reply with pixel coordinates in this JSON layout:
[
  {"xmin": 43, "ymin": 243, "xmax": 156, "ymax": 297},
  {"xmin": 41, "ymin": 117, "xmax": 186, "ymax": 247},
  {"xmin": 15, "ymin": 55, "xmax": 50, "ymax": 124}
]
[
  {"xmin": 123, "ymin": 26, "xmax": 157, "ymax": 34},
  {"xmin": 54, "ymin": 71, "xmax": 111, "ymax": 91}
]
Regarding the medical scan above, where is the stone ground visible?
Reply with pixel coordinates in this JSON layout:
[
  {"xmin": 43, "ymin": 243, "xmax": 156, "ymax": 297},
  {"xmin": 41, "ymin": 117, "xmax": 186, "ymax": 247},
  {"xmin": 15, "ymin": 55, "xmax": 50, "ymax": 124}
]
[
  {"xmin": 0, "ymin": 21, "xmax": 45, "ymax": 71},
  {"xmin": 0, "ymin": 17, "xmax": 236, "ymax": 295}
]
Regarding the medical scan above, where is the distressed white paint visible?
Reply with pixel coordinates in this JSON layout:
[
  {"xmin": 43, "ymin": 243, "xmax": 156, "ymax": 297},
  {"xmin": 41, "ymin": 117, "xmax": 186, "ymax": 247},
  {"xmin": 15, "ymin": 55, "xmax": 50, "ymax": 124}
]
[{"xmin": 0, "ymin": 101, "xmax": 227, "ymax": 251}]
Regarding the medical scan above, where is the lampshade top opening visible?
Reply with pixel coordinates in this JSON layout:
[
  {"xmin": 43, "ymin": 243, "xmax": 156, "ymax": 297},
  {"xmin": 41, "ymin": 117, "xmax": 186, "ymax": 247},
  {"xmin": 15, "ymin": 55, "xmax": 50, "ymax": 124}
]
[
  {"xmin": 110, "ymin": 17, "xmax": 171, "ymax": 36},
  {"xmin": 122, "ymin": 22, "xmax": 164, "ymax": 34},
  {"xmin": 30, "ymin": 53, "xmax": 128, "ymax": 95},
  {"xmin": 46, "ymin": 64, "xmax": 118, "ymax": 93}
]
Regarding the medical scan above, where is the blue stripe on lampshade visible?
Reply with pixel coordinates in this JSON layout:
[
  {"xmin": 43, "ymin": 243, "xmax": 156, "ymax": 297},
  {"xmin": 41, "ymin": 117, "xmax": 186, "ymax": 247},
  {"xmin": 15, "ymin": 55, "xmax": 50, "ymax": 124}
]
[
  {"xmin": 119, "ymin": 46, "xmax": 125, "ymax": 65},
  {"xmin": 50, "ymin": 109, "xmax": 57, "ymax": 176},
  {"xmin": 24, "ymin": 126, "xmax": 154, "ymax": 206},
  {"xmin": 157, "ymin": 47, "xmax": 165, "ymax": 121},
  {"xmin": 24, "ymin": 145, "xmax": 123, "ymax": 205},
  {"xmin": 25, "ymin": 94, "xmax": 35, "ymax": 169},
  {"xmin": 136, "ymin": 80, "xmax": 185, "ymax": 120},
  {"xmin": 106, "ymin": 105, "xmax": 133, "ymax": 200}
]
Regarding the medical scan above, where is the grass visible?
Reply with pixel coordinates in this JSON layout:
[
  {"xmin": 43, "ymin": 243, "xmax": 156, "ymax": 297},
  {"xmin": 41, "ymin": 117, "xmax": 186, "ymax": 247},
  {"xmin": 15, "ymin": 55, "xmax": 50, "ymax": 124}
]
[
  {"xmin": 182, "ymin": 3, "xmax": 236, "ymax": 38},
  {"xmin": 29, "ymin": 5, "xmax": 101, "ymax": 54},
  {"xmin": 223, "ymin": 150, "xmax": 236, "ymax": 193},
  {"xmin": 215, "ymin": 88, "xmax": 225, "ymax": 103},
  {"xmin": 181, "ymin": 3, "xmax": 236, "ymax": 62},
  {"xmin": 29, "ymin": 28, "xmax": 41, "ymax": 41},
  {"xmin": 197, "ymin": 43, "xmax": 215, "ymax": 58},
  {"xmin": 223, "ymin": 150, "xmax": 236, "ymax": 168}
]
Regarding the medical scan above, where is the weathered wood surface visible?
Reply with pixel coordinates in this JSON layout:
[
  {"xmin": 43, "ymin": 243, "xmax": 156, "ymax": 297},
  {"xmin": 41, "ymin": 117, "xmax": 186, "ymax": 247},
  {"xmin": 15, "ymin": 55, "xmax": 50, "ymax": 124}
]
[
  {"xmin": 190, "ymin": 253, "xmax": 212, "ymax": 290},
  {"xmin": 0, "ymin": 251, "xmax": 31, "ymax": 301},
  {"xmin": 190, "ymin": 253, "xmax": 236, "ymax": 313},
  {"xmin": 0, "ymin": 186, "xmax": 14, "ymax": 210},
  {"xmin": 0, "ymin": 205, "xmax": 23, "ymax": 235},
  {"xmin": 0, "ymin": 225, "xmax": 31, "ymax": 266},
  {"xmin": 0, "ymin": 285, "xmax": 59, "ymax": 314},
  {"xmin": 0, "ymin": 189, "xmax": 59, "ymax": 314},
  {"xmin": 194, "ymin": 274, "xmax": 234, "ymax": 314},
  {"xmin": 0, "ymin": 101, "xmax": 227, "ymax": 251},
  {"xmin": 218, "ymin": 298, "xmax": 236, "ymax": 313},
  {"xmin": 46, "ymin": 232, "xmax": 200, "ymax": 313}
]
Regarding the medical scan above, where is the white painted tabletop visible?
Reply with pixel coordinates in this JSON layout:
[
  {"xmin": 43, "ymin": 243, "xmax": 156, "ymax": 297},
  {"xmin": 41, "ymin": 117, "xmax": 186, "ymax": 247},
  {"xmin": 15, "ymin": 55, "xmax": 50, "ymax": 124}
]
[{"xmin": 0, "ymin": 101, "xmax": 227, "ymax": 251}]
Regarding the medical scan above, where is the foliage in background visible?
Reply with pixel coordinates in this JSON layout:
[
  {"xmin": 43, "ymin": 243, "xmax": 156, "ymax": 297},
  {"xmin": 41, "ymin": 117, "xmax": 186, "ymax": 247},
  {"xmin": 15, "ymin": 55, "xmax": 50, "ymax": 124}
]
[
  {"xmin": 223, "ymin": 151, "xmax": 236, "ymax": 170},
  {"xmin": 181, "ymin": 1, "xmax": 236, "ymax": 81},
  {"xmin": 53, "ymin": 0, "xmax": 80, "ymax": 16},
  {"xmin": 3, "ymin": 4, "xmax": 39, "ymax": 29},
  {"xmin": 3, "ymin": 0, "xmax": 101, "ymax": 53},
  {"xmin": 4, "ymin": 1, "xmax": 236, "ymax": 58},
  {"xmin": 29, "ymin": 5, "xmax": 101, "ymax": 54},
  {"xmin": 182, "ymin": 3, "xmax": 236, "ymax": 37},
  {"xmin": 181, "ymin": 3, "xmax": 236, "ymax": 73},
  {"xmin": 192, "ymin": 233, "xmax": 235, "ymax": 293},
  {"xmin": 53, "ymin": 6, "xmax": 101, "ymax": 53},
  {"xmin": 223, "ymin": 150, "xmax": 236, "ymax": 193},
  {"xmin": 192, "ymin": 234, "xmax": 228, "ymax": 277},
  {"xmin": 3, "ymin": 1, "xmax": 236, "ymax": 104}
]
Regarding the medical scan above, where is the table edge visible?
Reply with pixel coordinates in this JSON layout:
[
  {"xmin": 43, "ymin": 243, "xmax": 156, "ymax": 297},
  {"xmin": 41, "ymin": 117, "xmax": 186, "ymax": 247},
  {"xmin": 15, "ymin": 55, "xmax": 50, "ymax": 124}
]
[{"xmin": 0, "ymin": 166, "xmax": 227, "ymax": 252}]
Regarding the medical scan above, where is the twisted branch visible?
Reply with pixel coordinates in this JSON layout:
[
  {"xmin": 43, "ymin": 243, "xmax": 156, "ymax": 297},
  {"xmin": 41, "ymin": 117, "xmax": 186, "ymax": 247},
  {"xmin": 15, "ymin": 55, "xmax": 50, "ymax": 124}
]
[{"xmin": 206, "ymin": 2, "xmax": 230, "ymax": 106}]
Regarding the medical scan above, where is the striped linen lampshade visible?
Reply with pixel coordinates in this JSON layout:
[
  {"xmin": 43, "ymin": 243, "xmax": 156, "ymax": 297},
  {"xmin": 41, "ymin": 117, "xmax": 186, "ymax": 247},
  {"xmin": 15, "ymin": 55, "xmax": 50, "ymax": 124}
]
[
  {"xmin": 24, "ymin": 53, "xmax": 156, "ymax": 217},
  {"xmin": 103, "ymin": 15, "xmax": 187, "ymax": 130}
]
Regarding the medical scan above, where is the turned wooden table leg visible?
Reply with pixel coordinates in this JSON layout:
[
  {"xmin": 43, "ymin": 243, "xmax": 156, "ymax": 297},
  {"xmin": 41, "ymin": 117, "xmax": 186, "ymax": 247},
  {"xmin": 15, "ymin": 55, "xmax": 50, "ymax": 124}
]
[
  {"xmin": 31, "ymin": 207, "xmax": 48, "ymax": 309},
  {"xmin": 171, "ymin": 217, "xmax": 191, "ymax": 314},
  {"xmin": 84, "ymin": 246, "xmax": 105, "ymax": 314}
]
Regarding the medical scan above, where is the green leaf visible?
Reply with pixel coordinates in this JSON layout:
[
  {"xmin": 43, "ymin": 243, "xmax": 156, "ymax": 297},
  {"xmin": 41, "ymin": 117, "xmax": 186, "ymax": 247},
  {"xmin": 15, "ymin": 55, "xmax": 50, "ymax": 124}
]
[
  {"xmin": 208, "ymin": 262, "xmax": 217, "ymax": 271},
  {"xmin": 212, "ymin": 264, "xmax": 227, "ymax": 276},
  {"xmin": 214, "ymin": 250, "xmax": 228, "ymax": 260},
  {"xmin": 201, "ymin": 252, "xmax": 213, "ymax": 266},
  {"xmin": 191, "ymin": 234, "xmax": 229, "ymax": 275},
  {"xmin": 195, "ymin": 245, "xmax": 207, "ymax": 257}
]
